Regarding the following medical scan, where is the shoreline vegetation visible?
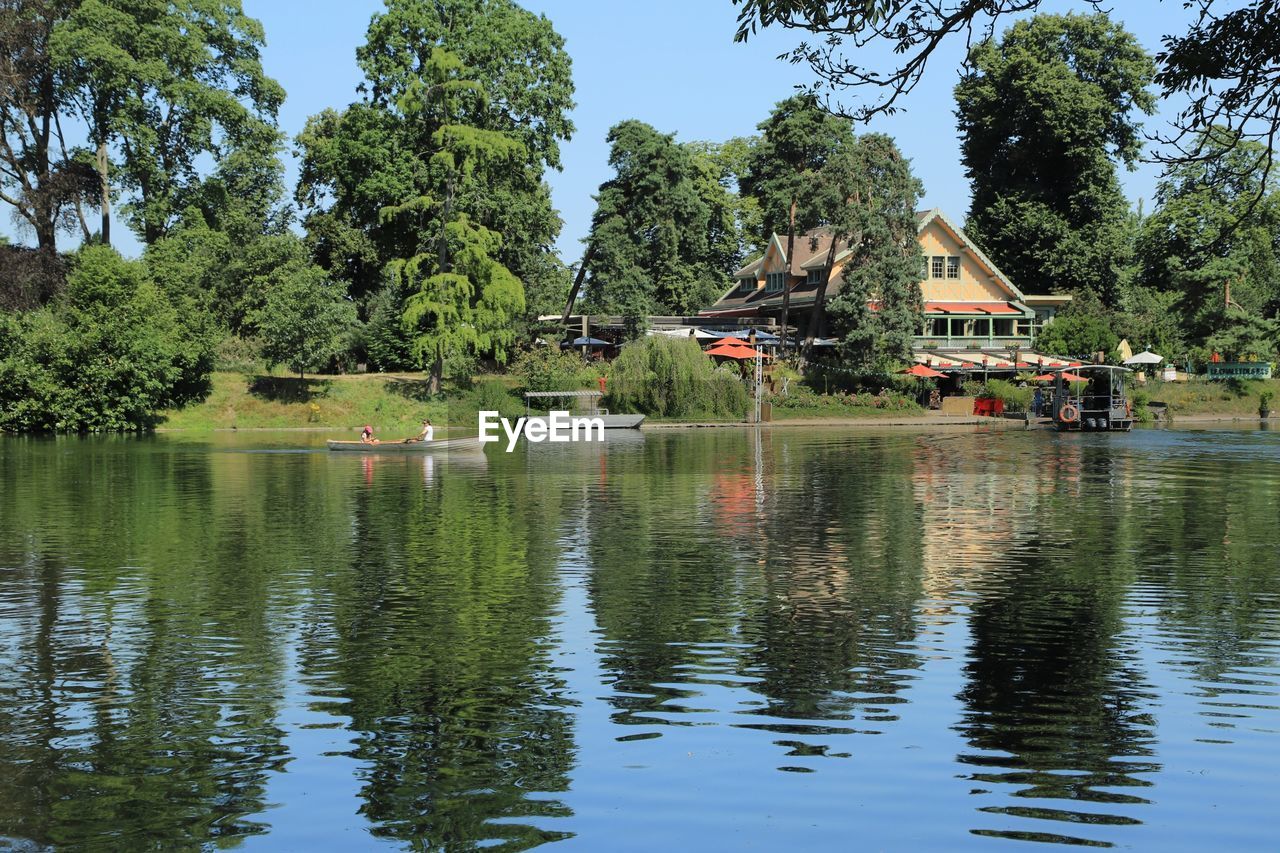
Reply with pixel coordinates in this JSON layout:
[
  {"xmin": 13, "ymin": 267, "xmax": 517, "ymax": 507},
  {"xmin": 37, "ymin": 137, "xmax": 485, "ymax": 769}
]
[{"xmin": 152, "ymin": 370, "xmax": 1280, "ymax": 433}]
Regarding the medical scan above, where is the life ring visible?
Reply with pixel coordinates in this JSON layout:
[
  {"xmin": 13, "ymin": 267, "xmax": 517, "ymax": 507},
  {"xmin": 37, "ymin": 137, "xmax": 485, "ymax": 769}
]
[{"xmin": 1059, "ymin": 403, "xmax": 1080, "ymax": 423}]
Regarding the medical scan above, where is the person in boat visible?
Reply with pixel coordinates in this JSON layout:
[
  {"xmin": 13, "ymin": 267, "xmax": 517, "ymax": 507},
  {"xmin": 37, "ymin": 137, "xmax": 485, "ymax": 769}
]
[
  {"xmin": 360, "ymin": 425, "xmax": 378, "ymax": 444},
  {"xmin": 407, "ymin": 419, "xmax": 433, "ymax": 443}
]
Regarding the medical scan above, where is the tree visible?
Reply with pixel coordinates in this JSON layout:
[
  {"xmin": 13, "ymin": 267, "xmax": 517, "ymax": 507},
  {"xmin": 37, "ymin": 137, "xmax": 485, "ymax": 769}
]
[
  {"xmin": 382, "ymin": 48, "xmax": 526, "ymax": 393},
  {"xmin": 296, "ymin": 0, "xmax": 574, "ymax": 325},
  {"xmin": 732, "ymin": 1, "xmax": 1280, "ymax": 189},
  {"xmin": 1034, "ymin": 309, "xmax": 1119, "ymax": 359},
  {"xmin": 254, "ymin": 264, "xmax": 357, "ymax": 379},
  {"xmin": 1136, "ymin": 130, "xmax": 1280, "ymax": 343},
  {"xmin": 741, "ymin": 94, "xmax": 855, "ymax": 346},
  {"xmin": 808, "ymin": 133, "xmax": 924, "ymax": 369},
  {"xmin": 583, "ymin": 120, "xmax": 728, "ymax": 318},
  {"xmin": 955, "ymin": 13, "xmax": 1155, "ymax": 302},
  {"xmin": 0, "ymin": 245, "xmax": 215, "ymax": 432},
  {"xmin": 51, "ymin": 0, "xmax": 285, "ymax": 245},
  {"xmin": 0, "ymin": 0, "xmax": 91, "ymax": 252}
]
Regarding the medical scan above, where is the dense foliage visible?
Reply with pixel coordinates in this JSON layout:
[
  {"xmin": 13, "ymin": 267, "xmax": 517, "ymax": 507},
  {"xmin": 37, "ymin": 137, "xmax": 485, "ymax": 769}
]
[
  {"xmin": 0, "ymin": 246, "xmax": 215, "ymax": 431},
  {"xmin": 817, "ymin": 134, "xmax": 924, "ymax": 370},
  {"xmin": 605, "ymin": 336, "xmax": 749, "ymax": 418},
  {"xmin": 296, "ymin": 0, "xmax": 574, "ymax": 366},
  {"xmin": 741, "ymin": 94, "xmax": 855, "ymax": 345},
  {"xmin": 583, "ymin": 120, "xmax": 741, "ymax": 319},
  {"xmin": 955, "ymin": 13, "xmax": 1155, "ymax": 303}
]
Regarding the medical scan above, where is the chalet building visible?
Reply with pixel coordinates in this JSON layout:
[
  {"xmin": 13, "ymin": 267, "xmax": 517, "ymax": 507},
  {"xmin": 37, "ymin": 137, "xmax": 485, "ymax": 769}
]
[{"xmin": 699, "ymin": 209, "xmax": 1073, "ymax": 371}]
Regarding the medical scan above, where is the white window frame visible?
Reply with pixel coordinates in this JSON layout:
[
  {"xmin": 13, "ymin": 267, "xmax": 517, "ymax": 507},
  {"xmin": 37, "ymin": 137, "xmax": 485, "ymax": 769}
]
[
  {"xmin": 931, "ymin": 256, "xmax": 945, "ymax": 279},
  {"xmin": 946, "ymin": 256, "xmax": 960, "ymax": 279}
]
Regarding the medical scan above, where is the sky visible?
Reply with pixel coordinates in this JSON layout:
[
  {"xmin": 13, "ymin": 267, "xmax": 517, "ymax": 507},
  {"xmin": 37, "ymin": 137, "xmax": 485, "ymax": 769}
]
[{"xmin": 5, "ymin": 0, "xmax": 1196, "ymax": 263}]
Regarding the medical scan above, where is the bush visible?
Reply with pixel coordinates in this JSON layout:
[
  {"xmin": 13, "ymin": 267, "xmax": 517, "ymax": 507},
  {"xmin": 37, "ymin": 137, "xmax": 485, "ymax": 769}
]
[
  {"xmin": 512, "ymin": 346, "xmax": 594, "ymax": 392},
  {"xmin": 605, "ymin": 336, "xmax": 749, "ymax": 418},
  {"xmin": 0, "ymin": 246, "xmax": 215, "ymax": 432},
  {"xmin": 984, "ymin": 379, "xmax": 1032, "ymax": 412}
]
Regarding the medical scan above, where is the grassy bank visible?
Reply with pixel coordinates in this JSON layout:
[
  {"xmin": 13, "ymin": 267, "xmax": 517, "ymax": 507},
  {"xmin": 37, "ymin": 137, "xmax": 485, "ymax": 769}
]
[
  {"xmin": 1144, "ymin": 377, "xmax": 1280, "ymax": 418},
  {"xmin": 159, "ymin": 371, "xmax": 454, "ymax": 433}
]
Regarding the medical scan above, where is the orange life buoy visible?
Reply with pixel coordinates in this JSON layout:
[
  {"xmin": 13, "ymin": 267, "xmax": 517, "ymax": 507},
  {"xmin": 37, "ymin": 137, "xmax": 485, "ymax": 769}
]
[{"xmin": 1059, "ymin": 403, "xmax": 1080, "ymax": 423}]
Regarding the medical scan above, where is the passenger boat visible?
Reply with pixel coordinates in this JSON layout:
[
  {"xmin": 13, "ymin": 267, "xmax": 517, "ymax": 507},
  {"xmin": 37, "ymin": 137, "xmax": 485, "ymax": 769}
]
[
  {"xmin": 1050, "ymin": 365, "xmax": 1134, "ymax": 432},
  {"xmin": 326, "ymin": 436, "xmax": 483, "ymax": 453},
  {"xmin": 523, "ymin": 390, "xmax": 646, "ymax": 429}
]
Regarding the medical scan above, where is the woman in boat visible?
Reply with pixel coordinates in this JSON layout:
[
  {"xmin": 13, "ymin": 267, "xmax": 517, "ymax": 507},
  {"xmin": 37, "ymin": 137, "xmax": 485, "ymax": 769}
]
[
  {"xmin": 360, "ymin": 425, "xmax": 378, "ymax": 444},
  {"xmin": 406, "ymin": 419, "xmax": 433, "ymax": 443}
]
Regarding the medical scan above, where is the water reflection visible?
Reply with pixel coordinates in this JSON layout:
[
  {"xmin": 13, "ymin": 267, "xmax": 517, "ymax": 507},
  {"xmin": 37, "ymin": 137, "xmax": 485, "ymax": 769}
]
[{"xmin": 1, "ymin": 429, "xmax": 1279, "ymax": 849}]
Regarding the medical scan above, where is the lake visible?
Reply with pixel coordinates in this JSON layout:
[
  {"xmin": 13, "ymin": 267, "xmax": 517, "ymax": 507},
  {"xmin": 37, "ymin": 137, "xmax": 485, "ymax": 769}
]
[{"xmin": 2, "ymin": 426, "xmax": 1279, "ymax": 850}]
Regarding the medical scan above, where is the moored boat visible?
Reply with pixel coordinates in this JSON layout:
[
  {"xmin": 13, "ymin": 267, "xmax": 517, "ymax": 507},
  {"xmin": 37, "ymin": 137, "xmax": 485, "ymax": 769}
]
[{"xmin": 1051, "ymin": 365, "xmax": 1134, "ymax": 432}]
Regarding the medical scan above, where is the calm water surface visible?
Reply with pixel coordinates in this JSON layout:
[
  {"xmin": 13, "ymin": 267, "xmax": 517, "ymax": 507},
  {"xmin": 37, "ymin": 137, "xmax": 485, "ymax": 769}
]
[{"xmin": 2, "ymin": 427, "xmax": 1279, "ymax": 850}]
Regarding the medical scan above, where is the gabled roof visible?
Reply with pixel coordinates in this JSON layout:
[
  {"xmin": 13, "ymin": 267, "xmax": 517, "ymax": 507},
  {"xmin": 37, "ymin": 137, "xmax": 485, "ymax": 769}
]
[{"xmin": 915, "ymin": 208, "xmax": 1024, "ymax": 301}]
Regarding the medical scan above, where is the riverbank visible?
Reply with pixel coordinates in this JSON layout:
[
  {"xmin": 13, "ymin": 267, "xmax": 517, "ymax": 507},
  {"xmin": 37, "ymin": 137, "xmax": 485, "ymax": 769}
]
[
  {"xmin": 157, "ymin": 371, "xmax": 1280, "ymax": 432},
  {"xmin": 158, "ymin": 371, "xmax": 450, "ymax": 432}
]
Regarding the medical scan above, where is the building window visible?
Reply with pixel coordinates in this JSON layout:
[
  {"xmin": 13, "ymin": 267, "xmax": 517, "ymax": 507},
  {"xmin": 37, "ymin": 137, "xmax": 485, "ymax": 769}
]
[
  {"xmin": 739, "ymin": 277, "xmax": 755, "ymax": 292},
  {"xmin": 930, "ymin": 317, "xmax": 948, "ymax": 336},
  {"xmin": 946, "ymin": 256, "xmax": 960, "ymax": 279},
  {"xmin": 973, "ymin": 318, "xmax": 991, "ymax": 338},
  {"xmin": 1016, "ymin": 319, "xmax": 1032, "ymax": 337},
  {"xmin": 993, "ymin": 318, "xmax": 1015, "ymax": 337},
  {"xmin": 806, "ymin": 268, "xmax": 824, "ymax": 286},
  {"xmin": 950, "ymin": 318, "xmax": 967, "ymax": 337},
  {"xmin": 931, "ymin": 256, "xmax": 945, "ymax": 279},
  {"xmin": 765, "ymin": 271, "xmax": 786, "ymax": 293}
]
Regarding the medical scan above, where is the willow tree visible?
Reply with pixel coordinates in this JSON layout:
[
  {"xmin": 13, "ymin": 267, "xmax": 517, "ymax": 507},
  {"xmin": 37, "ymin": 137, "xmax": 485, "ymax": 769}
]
[{"xmin": 382, "ymin": 49, "xmax": 525, "ymax": 394}]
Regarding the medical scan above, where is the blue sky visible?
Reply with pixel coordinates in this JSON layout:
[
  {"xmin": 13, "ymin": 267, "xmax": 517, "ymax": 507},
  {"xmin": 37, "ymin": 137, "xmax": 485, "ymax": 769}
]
[{"xmin": 6, "ymin": 1, "xmax": 1193, "ymax": 262}]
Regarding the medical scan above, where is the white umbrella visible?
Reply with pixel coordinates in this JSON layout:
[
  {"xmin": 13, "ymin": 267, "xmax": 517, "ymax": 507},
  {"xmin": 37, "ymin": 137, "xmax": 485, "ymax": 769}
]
[{"xmin": 1124, "ymin": 350, "xmax": 1163, "ymax": 365}]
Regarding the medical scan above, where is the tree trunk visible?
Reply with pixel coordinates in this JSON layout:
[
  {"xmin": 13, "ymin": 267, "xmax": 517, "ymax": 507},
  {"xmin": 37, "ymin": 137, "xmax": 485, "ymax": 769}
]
[
  {"xmin": 560, "ymin": 242, "xmax": 596, "ymax": 324},
  {"xmin": 779, "ymin": 197, "xmax": 796, "ymax": 350},
  {"xmin": 429, "ymin": 352, "xmax": 443, "ymax": 395},
  {"xmin": 801, "ymin": 236, "xmax": 841, "ymax": 365},
  {"xmin": 97, "ymin": 141, "xmax": 111, "ymax": 246}
]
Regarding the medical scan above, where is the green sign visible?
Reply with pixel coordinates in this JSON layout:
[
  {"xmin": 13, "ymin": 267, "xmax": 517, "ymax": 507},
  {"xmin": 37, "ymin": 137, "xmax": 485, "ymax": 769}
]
[{"xmin": 1208, "ymin": 362, "xmax": 1273, "ymax": 380}]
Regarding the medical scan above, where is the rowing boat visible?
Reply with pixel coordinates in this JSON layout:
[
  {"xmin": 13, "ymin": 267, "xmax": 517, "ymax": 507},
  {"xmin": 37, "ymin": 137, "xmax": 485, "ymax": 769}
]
[{"xmin": 326, "ymin": 437, "xmax": 483, "ymax": 453}]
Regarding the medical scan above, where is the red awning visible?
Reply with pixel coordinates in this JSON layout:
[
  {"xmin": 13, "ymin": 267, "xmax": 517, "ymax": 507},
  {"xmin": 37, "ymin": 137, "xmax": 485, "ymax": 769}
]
[{"xmin": 924, "ymin": 302, "xmax": 1021, "ymax": 315}]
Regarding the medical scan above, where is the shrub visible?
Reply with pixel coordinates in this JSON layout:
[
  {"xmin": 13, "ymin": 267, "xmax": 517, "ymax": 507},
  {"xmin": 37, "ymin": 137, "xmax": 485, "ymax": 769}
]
[
  {"xmin": 512, "ymin": 346, "xmax": 594, "ymax": 392},
  {"xmin": 605, "ymin": 336, "xmax": 749, "ymax": 418},
  {"xmin": 985, "ymin": 379, "xmax": 1032, "ymax": 412},
  {"xmin": 0, "ymin": 246, "xmax": 215, "ymax": 432}
]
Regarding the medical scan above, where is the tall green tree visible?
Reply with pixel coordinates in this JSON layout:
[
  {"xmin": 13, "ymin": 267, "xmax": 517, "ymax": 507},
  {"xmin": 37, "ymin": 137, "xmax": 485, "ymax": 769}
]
[
  {"xmin": 808, "ymin": 134, "xmax": 924, "ymax": 370},
  {"xmin": 1136, "ymin": 130, "xmax": 1280, "ymax": 344},
  {"xmin": 741, "ymin": 94, "xmax": 855, "ymax": 346},
  {"xmin": 955, "ymin": 13, "xmax": 1155, "ymax": 302},
  {"xmin": 253, "ymin": 265, "xmax": 357, "ymax": 379},
  {"xmin": 583, "ymin": 120, "xmax": 729, "ymax": 318},
  {"xmin": 382, "ymin": 48, "xmax": 525, "ymax": 393},
  {"xmin": 51, "ymin": 0, "xmax": 285, "ymax": 245},
  {"xmin": 295, "ymin": 0, "xmax": 574, "ymax": 335},
  {"xmin": 0, "ymin": 0, "xmax": 90, "ymax": 252}
]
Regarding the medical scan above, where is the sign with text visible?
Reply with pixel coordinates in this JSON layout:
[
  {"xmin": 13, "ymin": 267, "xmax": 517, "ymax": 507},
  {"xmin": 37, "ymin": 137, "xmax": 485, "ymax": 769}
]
[{"xmin": 1207, "ymin": 362, "xmax": 1273, "ymax": 380}]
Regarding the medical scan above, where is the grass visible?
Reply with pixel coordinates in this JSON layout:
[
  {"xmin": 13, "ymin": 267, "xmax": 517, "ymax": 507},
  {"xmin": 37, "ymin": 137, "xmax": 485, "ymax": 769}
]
[
  {"xmin": 1144, "ymin": 377, "xmax": 1280, "ymax": 417},
  {"xmin": 160, "ymin": 370, "xmax": 457, "ymax": 433}
]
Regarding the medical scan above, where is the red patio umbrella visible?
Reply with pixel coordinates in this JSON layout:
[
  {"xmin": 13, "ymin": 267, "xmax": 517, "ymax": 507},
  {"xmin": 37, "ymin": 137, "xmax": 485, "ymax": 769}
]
[
  {"xmin": 901, "ymin": 363, "xmax": 946, "ymax": 378},
  {"xmin": 706, "ymin": 341, "xmax": 772, "ymax": 360},
  {"xmin": 1034, "ymin": 371, "xmax": 1086, "ymax": 382}
]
